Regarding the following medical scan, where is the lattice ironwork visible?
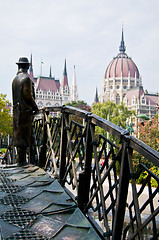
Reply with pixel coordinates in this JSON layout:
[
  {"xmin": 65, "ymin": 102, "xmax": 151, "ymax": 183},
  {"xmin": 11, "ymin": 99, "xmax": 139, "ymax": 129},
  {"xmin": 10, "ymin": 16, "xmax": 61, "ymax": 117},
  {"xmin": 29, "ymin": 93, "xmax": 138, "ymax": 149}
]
[
  {"xmin": 123, "ymin": 162, "xmax": 159, "ymax": 239},
  {"xmin": 62, "ymin": 118, "xmax": 86, "ymax": 190},
  {"xmin": 6, "ymin": 105, "xmax": 159, "ymax": 239},
  {"xmin": 44, "ymin": 116, "xmax": 61, "ymax": 175},
  {"xmin": 86, "ymin": 134, "xmax": 120, "ymax": 235}
]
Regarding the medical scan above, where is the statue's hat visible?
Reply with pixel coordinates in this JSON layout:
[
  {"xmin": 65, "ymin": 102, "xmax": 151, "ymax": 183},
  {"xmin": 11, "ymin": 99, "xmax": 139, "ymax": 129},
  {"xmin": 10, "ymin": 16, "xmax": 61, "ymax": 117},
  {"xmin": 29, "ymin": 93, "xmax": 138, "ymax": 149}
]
[{"xmin": 16, "ymin": 57, "xmax": 31, "ymax": 65}]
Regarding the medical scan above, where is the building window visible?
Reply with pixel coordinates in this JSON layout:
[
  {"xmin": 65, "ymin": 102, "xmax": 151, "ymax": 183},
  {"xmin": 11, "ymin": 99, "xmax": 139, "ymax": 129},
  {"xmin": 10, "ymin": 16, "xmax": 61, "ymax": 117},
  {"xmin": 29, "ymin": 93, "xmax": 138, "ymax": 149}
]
[
  {"xmin": 116, "ymin": 94, "xmax": 120, "ymax": 105},
  {"xmin": 37, "ymin": 102, "xmax": 43, "ymax": 108},
  {"xmin": 46, "ymin": 102, "xmax": 51, "ymax": 106},
  {"xmin": 132, "ymin": 97, "xmax": 136, "ymax": 105},
  {"xmin": 123, "ymin": 93, "xmax": 126, "ymax": 99},
  {"xmin": 116, "ymin": 85, "xmax": 120, "ymax": 89}
]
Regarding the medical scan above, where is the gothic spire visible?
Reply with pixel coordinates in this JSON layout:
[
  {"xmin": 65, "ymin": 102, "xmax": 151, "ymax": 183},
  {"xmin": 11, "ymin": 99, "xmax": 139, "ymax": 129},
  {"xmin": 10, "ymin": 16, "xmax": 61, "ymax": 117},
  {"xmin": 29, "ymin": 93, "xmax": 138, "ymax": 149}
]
[
  {"xmin": 63, "ymin": 58, "xmax": 67, "ymax": 76},
  {"xmin": 94, "ymin": 87, "xmax": 99, "ymax": 103},
  {"xmin": 61, "ymin": 58, "xmax": 68, "ymax": 87},
  {"xmin": 119, "ymin": 27, "xmax": 126, "ymax": 53}
]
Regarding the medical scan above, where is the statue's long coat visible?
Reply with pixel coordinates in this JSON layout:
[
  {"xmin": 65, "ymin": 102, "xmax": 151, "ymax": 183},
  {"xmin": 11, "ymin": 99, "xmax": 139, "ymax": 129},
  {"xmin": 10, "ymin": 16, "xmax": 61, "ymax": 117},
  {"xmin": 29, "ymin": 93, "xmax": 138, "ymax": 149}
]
[{"xmin": 12, "ymin": 69, "xmax": 38, "ymax": 147}]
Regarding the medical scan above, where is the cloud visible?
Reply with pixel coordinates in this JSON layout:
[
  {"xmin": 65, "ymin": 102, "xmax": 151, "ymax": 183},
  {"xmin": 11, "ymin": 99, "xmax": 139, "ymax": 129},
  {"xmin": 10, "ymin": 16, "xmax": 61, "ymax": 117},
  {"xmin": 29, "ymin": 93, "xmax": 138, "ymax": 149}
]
[{"xmin": 0, "ymin": 0, "xmax": 158, "ymax": 104}]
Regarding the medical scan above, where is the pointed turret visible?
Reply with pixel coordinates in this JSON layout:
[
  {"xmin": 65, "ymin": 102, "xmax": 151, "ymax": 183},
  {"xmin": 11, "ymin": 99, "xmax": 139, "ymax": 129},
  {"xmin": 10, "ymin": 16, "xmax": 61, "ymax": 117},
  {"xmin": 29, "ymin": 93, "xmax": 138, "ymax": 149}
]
[
  {"xmin": 61, "ymin": 59, "xmax": 68, "ymax": 88},
  {"xmin": 94, "ymin": 87, "xmax": 99, "ymax": 103},
  {"xmin": 71, "ymin": 65, "xmax": 78, "ymax": 102},
  {"xmin": 49, "ymin": 66, "xmax": 52, "ymax": 78},
  {"xmin": 29, "ymin": 53, "xmax": 34, "ymax": 82},
  {"xmin": 119, "ymin": 27, "xmax": 126, "ymax": 53}
]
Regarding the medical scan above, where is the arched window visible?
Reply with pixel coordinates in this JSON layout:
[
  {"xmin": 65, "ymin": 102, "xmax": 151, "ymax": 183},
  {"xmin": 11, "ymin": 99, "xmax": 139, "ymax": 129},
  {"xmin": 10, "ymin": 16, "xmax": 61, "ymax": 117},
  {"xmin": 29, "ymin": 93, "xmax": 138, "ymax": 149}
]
[
  {"xmin": 116, "ymin": 94, "xmax": 120, "ymax": 105},
  {"xmin": 37, "ymin": 101, "xmax": 43, "ymax": 108},
  {"xmin": 46, "ymin": 102, "xmax": 51, "ymax": 107}
]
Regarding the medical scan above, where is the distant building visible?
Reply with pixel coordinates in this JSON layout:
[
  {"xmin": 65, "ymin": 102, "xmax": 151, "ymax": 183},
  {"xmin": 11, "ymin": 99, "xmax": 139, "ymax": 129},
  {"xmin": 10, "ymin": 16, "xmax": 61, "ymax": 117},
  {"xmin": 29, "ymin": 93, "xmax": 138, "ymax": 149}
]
[
  {"xmin": 100, "ymin": 28, "xmax": 142, "ymax": 104},
  {"xmin": 100, "ymin": 28, "xmax": 158, "ymax": 118},
  {"xmin": 124, "ymin": 86, "xmax": 158, "ymax": 118},
  {"xmin": 29, "ymin": 56, "xmax": 70, "ymax": 109}
]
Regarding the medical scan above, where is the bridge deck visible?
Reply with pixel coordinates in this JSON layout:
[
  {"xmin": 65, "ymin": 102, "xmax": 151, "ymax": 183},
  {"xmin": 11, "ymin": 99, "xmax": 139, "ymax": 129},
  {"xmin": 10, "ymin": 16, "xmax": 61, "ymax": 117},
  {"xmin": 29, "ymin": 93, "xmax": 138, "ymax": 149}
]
[{"xmin": 0, "ymin": 164, "xmax": 100, "ymax": 240}]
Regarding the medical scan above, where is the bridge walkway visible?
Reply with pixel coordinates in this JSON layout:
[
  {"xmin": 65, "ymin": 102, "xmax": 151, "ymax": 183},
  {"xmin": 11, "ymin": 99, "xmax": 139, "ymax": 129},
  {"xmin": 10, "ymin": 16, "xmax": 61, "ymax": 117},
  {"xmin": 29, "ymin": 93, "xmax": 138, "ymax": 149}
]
[{"xmin": 0, "ymin": 164, "xmax": 100, "ymax": 240}]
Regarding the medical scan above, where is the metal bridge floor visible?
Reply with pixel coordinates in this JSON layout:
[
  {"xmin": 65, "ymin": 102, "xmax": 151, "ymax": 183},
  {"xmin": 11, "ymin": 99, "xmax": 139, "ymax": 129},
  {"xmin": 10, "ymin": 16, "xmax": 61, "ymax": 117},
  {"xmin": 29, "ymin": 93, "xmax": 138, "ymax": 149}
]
[{"xmin": 0, "ymin": 164, "xmax": 100, "ymax": 240}]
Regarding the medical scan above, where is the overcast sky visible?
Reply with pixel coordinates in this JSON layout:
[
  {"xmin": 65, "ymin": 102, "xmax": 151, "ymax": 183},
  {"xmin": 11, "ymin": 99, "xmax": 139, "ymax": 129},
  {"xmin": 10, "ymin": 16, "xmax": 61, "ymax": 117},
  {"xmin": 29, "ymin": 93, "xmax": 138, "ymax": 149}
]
[{"xmin": 0, "ymin": 0, "xmax": 159, "ymax": 105}]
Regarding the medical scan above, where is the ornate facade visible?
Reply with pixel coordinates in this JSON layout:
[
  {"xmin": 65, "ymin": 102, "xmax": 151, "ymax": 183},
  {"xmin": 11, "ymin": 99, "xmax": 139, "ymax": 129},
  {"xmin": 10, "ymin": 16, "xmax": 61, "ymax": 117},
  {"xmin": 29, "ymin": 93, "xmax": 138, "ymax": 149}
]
[
  {"xmin": 29, "ymin": 57, "xmax": 70, "ymax": 109},
  {"xmin": 100, "ymin": 29, "xmax": 158, "ymax": 118},
  {"xmin": 100, "ymin": 29, "xmax": 142, "ymax": 104}
]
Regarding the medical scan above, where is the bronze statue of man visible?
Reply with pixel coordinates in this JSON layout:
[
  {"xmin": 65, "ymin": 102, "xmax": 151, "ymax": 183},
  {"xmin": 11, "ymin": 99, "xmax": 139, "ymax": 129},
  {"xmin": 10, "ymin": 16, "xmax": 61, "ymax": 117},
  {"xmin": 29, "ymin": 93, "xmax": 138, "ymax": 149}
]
[{"xmin": 12, "ymin": 57, "xmax": 38, "ymax": 165}]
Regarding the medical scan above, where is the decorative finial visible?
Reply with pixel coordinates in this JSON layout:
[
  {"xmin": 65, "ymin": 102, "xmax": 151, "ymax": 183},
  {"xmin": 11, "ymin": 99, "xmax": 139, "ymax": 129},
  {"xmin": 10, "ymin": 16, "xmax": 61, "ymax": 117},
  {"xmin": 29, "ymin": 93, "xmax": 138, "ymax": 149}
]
[{"xmin": 119, "ymin": 25, "xmax": 126, "ymax": 53}]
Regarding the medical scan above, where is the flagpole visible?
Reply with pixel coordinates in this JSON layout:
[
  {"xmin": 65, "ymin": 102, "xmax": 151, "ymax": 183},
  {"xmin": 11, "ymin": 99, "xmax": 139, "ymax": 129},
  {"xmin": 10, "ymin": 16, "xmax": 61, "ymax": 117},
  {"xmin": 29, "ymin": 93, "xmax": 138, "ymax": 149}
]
[{"xmin": 40, "ymin": 59, "xmax": 44, "ymax": 76}]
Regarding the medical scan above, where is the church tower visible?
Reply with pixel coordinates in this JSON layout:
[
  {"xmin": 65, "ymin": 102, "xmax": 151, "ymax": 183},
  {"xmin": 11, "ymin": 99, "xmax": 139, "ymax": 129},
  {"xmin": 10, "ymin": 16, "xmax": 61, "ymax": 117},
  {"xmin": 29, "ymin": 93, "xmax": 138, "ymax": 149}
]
[
  {"xmin": 61, "ymin": 59, "xmax": 70, "ymax": 104},
  {"xmin": 71, "ymin": 66, "xmax": 78, "ymax": 102}
]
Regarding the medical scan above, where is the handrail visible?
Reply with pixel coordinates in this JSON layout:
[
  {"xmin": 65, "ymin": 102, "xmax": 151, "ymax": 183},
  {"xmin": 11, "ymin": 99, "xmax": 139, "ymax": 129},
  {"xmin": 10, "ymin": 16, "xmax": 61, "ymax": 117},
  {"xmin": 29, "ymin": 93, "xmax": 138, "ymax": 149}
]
[{"xmin": 9, "ymin": 105, "xmax": 159, "ymax": 239}]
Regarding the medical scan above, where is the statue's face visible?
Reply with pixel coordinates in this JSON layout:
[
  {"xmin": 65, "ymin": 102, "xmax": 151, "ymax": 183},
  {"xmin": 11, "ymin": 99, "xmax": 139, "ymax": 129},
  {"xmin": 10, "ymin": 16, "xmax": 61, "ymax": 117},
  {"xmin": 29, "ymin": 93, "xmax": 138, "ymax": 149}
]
[{"xmin": 18, "ymin": 64, "xmax": 29, "ymax": 70}]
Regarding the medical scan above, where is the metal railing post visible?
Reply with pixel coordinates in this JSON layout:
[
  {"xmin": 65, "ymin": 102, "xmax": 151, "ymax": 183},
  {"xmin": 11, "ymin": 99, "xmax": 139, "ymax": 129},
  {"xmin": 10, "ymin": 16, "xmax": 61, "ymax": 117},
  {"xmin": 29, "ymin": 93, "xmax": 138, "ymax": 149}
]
[
  {"xmin": 112, "ymin": 138, "xmax": 131, "ymax": 239},
  {"xmin": 59, "ymin": 112, "xmax": 68, "ymax": 185},
  {"xmin": 78, "ymin": 118, "xmax": 93, "ymax": 211},
  {"xmin": 39, "ymin": 111, "xmax": 48, "ymax": 168}
]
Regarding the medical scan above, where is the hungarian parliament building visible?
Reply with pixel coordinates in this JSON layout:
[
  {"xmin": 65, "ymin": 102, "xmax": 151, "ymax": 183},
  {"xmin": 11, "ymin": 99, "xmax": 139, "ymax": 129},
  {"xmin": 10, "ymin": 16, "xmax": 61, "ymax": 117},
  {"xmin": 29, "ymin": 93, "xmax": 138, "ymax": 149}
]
[
  {"xmin": 29, "ymin": 57, "xmax": 78, "ymax": 110},
  {"xmin": 99, "ymin": 29, "xmax": 158, "ymax": 118}
]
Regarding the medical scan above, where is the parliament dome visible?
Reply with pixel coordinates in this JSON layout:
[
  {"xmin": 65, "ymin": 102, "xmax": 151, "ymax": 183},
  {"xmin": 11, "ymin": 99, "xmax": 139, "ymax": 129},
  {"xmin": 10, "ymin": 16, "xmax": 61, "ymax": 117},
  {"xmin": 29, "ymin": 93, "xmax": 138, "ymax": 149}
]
[
  {"xmin": 105, "ymin": 31, "xmax": 140, "ymax": 79},
  {"xmin": 101, "ymin": 28, "xmax": 142, "ymax": 104}
]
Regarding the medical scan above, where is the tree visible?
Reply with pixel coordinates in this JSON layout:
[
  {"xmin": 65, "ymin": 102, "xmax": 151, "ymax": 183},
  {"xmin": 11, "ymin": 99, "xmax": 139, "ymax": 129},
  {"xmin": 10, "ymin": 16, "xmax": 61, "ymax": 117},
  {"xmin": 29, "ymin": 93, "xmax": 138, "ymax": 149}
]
[
  {"xmin": 133, "ymin": 116, "xmax": 159, "ymax": 170},
  {"xmin": 0, "ymin": 94, "xmax": 12, "ymax": 136},
  {"xmin": 66, "ymin": 100, "xmax": 91, "ymax": 124},
  {"xmin": 66, "ymin": 100, "xmax": 91, "ymax": 112},
  {"xmin": 92, "ymin": 101, "xmax": 134, "ymax": 136},
  {"xmin": 133, "ymin": 116, "xmax": 159, "ymax": 186},
  {"xmin": 136, "ymin": 116, "xmax": 159, "ymax": 152}
]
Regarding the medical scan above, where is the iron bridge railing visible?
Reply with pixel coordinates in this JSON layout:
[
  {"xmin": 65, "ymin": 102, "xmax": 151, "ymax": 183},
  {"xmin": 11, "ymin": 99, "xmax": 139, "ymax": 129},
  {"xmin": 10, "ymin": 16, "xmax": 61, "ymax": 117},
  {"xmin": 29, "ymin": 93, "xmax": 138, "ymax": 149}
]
[{"xmin": 5, "ymin": 105, "xmax": 159, "ymax": 239}]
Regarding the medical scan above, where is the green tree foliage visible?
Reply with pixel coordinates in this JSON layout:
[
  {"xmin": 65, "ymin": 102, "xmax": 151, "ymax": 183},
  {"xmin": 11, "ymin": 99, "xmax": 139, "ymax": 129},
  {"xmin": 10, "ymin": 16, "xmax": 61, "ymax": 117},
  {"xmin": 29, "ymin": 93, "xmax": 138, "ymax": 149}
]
[
  {"xmin": 0, "ymin": 94, "xmax": 12, "ymax": 136},
  {"xmin": 137, "ymin": 116, "xmax": 159, "ymax": 152},
  {"xmin": 92, "ymin": 101, "xmax": 134, "ymax": 137},
  {"xmin": 133, "ymin": 116, "xmax": 159, "ymax": 182},
  {"xmin": 66, "ymin": 100, "xmax": 91, "ymax": 124},
  {"xmin": 66, "ymin": 100, "xmax": 91, "ymax": 112}
]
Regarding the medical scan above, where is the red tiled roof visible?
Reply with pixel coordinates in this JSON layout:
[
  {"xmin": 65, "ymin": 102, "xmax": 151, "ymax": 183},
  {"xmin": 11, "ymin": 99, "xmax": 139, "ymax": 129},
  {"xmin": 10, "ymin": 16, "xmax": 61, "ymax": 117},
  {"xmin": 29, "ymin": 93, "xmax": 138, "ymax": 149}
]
[
  {"xmin": 125, "ymin": 87, "xmax": 158, "ymax": 106},
  {"xmin": 145, "ymin": 94, "xmax": 158, "ymax": 105},
  {"xmin": 105, "ymin": 53, "xmax": 140, "ymax": 79},
  {"xmin": 36, "ymin": 77, "xmax": 60, "ymax": 92}
]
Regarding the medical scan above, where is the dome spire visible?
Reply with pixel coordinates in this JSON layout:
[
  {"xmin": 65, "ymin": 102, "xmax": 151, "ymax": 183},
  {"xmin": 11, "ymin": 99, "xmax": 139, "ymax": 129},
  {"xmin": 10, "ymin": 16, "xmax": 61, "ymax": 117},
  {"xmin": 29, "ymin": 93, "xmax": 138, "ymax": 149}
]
[{"xmin": 119, "ymin": 27, "xmax": 126, "ymax": 53}]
